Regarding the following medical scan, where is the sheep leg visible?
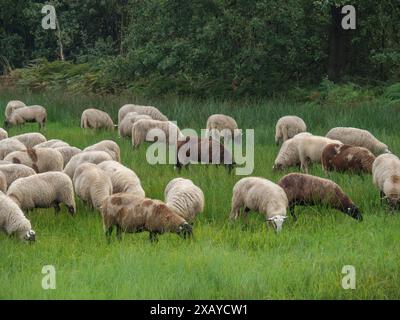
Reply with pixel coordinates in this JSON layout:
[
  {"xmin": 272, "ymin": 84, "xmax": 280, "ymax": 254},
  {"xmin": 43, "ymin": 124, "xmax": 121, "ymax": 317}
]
[
  {"xmin": 116, "ymin": 226, "xmax": 123, "ymax": 241},
  {"xmin": 149, "ymin": 232, "xmax": 159, "ymax": 243},
  {"xmin": 229, "ymin": 200, "xmax": 242, "ymax": 220},
  {"xmin": 380, "ymin": 191, "xmax": 385, "ymax": 205},
  {"xmin": 300, "ymin": 157, "xmax": 310, "ymax": 174},
  {"xmin": 105, "ymin": 226, "xmax": 113, "ymax": 243},
  {"xmin": 54, "ymin": 203, "xmax": 61, "ymax": 214},
  {"xmin": 289, "ymin": 204, "xmax": 297, "ymax": 221}
]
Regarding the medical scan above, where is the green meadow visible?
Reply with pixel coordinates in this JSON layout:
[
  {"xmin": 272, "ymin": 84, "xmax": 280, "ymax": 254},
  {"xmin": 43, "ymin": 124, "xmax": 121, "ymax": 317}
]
[{"xmin": 0, "ymin": 90, "xmax": 399, "ymax": 299}]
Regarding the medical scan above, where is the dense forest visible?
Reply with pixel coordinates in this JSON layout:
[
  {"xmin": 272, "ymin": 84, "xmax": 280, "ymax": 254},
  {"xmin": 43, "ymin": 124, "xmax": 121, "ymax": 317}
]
[{"xmin": 1, "ymin": 0, "xmax": 399, "ymax": 97}]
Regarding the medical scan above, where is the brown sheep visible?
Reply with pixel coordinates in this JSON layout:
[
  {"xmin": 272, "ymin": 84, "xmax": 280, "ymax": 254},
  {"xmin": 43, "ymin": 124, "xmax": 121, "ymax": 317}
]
[
  {"xmin": 277, "ymin": 173, "xmax": 362, "ymax": 221},
  {"xmin": 101, "ymin": 193, "xmax": 193, "ymax": 242},
  {"xmin": 175, "ymin": 136, "xmax": 235, "ymax": 172},
  {"xmin": 321, "ymin": 143, "xmax": 376, "ymax": 174}
]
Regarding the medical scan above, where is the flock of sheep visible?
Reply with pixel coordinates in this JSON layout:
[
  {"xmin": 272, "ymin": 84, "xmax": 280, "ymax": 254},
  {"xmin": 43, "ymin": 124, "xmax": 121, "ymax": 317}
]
[{"xmin": 0, "ymin": 100, "xmax": 398, "ymax": 243}]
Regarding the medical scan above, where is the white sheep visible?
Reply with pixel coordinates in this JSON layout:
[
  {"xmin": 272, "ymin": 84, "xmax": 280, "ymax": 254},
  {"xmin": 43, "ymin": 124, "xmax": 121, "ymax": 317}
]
[
  {"xmin": 4, "ymin": 105, "xmax": 47, "ymax": 130},
  {"xmin": 12, "ymin": 132, "xmax": 47, "ymax": 148},
  {"xmin": 83, "ymin": 140, "xmax": 121, "ymax": 162},
  {"xmin": 54, "ymin": 146, "xmax": 82, "ymax": 167},
  {"xmin": 81, "ymin": 108, "xmax": 114, "ymax": 131},
  {"xmin": 118, "ymin": 104, "xmax": 168, "ymax": 124},
  {"xmin": 5, "ymin": 100, "xmax": 26, "ymax": 118},
  {"xmin": 119, "ymin": 112, "xmax": 152, "ymax": 138},
  {"xmin": 0, "ymin": 171, "xmax": 6, "ymax": 192},
  {"xmin": 63, "ymin": 150, "xmax": 113, "ymax": 179},
  {"xmin": 206, "ymin": 114, "xmax": 241, "ymax": 142},
  {"xmin": 98, "ymin": 160, "xmax": 145, "ymax": 198},
  {"xmin": 73, "ymin": 163, "xmax": 113, "ymax": 210},
  {"xmin": 164, "ymin": 178, "xmax": 204, "ymax": 223},
  {"xmin": 0, "ymin": 138, "xmax": 27, "ymax": 160},
  {"xmin": 230, "ymin": 177, "xmax": 288, "ymax": 232},
  {"xmin": 0, "ymin": 191, "xmax": 35, "ymax": 241},
  {"xmin": 4, "ymin": 148, "xmax": 64, "ymax": 173},
  {"xmin": 35, "ymin": 139, "xmax": 69, "ymax": 149},
  {"xmin": 0, "ymin": 128, "xmax": 8, "ymax": 140},
  {"xmin": 275, "ymin": 115, "xmax": 307, "ymax": 145},
  {"xmin": 7, "ymin": 172, "xmax": 76, "ymax": 215},
  {"xmin": 0, "ymin": 163, "xmax": 36, "ymax": 189},
  {"xmin": 326, "ymin": 127, "xmax": 390, "ymax": 156},
  {"xmin": 372, "ymin": 153, "xmax": 400, "ymax": 210},
  {"xmin": 132, "ymin": 119, "xmax": 184, "ymax": 148}
]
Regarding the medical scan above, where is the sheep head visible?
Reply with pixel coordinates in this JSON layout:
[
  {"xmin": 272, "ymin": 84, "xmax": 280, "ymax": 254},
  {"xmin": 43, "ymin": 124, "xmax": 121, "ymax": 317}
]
[{"xmin": 267, "ymin": 215, "xmax": 287, "ymax": 232}]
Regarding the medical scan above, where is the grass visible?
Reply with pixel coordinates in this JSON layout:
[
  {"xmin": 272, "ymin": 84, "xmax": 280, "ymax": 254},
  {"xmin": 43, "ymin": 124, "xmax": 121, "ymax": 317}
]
[{"xmin": 0, "ymin": 90, "xmax": 399, "ymax": 299}]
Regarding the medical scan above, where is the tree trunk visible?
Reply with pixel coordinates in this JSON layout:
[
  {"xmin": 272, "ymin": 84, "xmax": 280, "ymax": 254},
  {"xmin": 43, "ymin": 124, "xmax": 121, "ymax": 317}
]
[
  {"xmin": 327, "ymin": 5, "xmax": 350, "ymax": 82},
  {"xmin": 55, "ymin": 18, "xmax": 65, "ymax": 61}
]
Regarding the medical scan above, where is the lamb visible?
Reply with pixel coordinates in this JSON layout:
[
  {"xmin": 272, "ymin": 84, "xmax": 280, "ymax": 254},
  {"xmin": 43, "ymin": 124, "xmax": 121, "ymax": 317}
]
[
  {"xmin": 63, "ymin": 150, "xmax": 113, "ymax": 178},
  {"xmin": 101, "ymin": 193, "xmax": 193, "ymax": 242},
  {"xmin": 0, "ymin": 128, "xmax": 8, "ymax": 140},
  {"xmin": 229, "ymin": 177, "xmax": 288, "ymax": 232},
  {"xmin": 277, "ymin": 173, "xmax": 362, "ymax": 221},
  {"xmin": 83, "ymin": 140, "xmax": 121, "ymax": 162},
  {"xmin": 54, "ymin": 146, "xmax": 81, "ymax": 167},
  {"xmin": 12, "ymin": 132, "xmax": 47, "ymax": 148},
  {"xmin": 119, "ymin": 112, "xmax": 152, "ymax": 138},
  {"xmin": 73, "ymin": 163, "xmax": 113, "ymax": 210},
  {"xmin": 4, "ymin": 148, "xmax": 64, "ymax": 173},
  {"xmin": 81, "ymin": 108, "xmax": 114, "ymax": 131},
  {"xmin": 275, "ymin": 116, "xmax": 307, "ymax": 145},
  {"xmin": 175, "ymin": 136, "xmax": 235, "ymax": 171},
  {"xmin": 0, "ymin": 172, "xmax": 6, "ymax": 192},
  {"xmin": 35, "ymin": 139, "xmax": 69, "ymax": 149},
  {"xmin": 0, "ymin": 191, "xmax": 35, "ymax": 241},
  {"xmin": 7, "ymin": 172, "xmax": 76, "ymax": 215},
  {"xmin": 5, "ymin": 100, "xmax": 26, "ymax": 118},
  {"xmin": 118, "ymin": 104, "xmax": 168, "ymax": 124},
  {"xmin": 372, "ymin": 153, "xmax": 400, "ymax": 210},
  {"xmin": 206, "ymin": 114, "xmax": 241, "ymax": 142},
  {"xmin": 0, "ymin": 138, "xmax": 27, "ymax": 160},
  {"xmin": 326, "ymin": 127, "xmax": 390, "ymax": 156},
  {"xmin": 272, "ymin": 132, "xmax": 312, "ymax": 170},
  {"xmin": 132, "ymin": 119, "xmax": 184, "ymax": 148},
  {"xmin": 4, "ymin": 105, "xmax": 47, "ymax": 130},
  {"xmin": 98, "ymin": 160, "xmax": 145, "ymax": 198},
  {"xmin": 164, "ymin": 178, "xmax": 204, "ymax": 223},
  {"xmin": 321, "ymin": 143, "xmax": 376, "ymax": 174},
  {"xmin": 0, "ymin": 164, "xmax": 36, "ymax": 189}
]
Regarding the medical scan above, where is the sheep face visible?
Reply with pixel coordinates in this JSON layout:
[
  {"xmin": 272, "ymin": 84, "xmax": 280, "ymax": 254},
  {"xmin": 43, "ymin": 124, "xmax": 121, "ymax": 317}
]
[
  {"xmin": 177, "ymin": 222, "xmax": 193, "ymax": 239},
  {"xmin": 387, "ymin": 195, "xmax": 400, "ymax": 211},
  {"xmin": 344, "ymin": 204, "xmax": 363, "ymax": 221},
  {"xmin": 22, "ymin": 229, "xmax": 36, "ymax": 242},
  {"xmin": 267, "ymin": 215, "xmax": 286, "ymax": 232}
]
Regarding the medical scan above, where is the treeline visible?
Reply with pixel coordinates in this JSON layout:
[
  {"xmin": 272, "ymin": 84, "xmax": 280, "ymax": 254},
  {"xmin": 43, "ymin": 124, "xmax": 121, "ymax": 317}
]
[{"xmin": 1, "ymin": 0, "xmax": 400, "ymax": 97}]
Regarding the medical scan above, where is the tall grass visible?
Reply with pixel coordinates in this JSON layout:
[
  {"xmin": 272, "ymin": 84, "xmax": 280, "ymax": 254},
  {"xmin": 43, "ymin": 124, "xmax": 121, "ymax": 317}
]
[{"xmin": 0, "ymin": 90, "xmax": 399, "ymax": 299}]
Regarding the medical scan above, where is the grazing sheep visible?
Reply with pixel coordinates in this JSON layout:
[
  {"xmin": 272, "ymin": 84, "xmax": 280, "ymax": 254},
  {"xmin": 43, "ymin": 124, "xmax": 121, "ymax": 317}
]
[
  {"xmin": 277, "ymin": 173, "xmax": 362, "ymax": 221},
  {"xmin": 0, "ymin": 172, "xmax": 6, "ymax": 192},
  {"xmin": 0, "ymin": 164, "xmax": 37, "ymax": 189},
  {"xmin": 0, "ymin": 191, "xmax": 35, "ymax": 241},
  {"xmin": 132, "ymin": 119, "xmax": 183, "ymax": 148},
  {"xmin": 0, "ymin": 128, "xmax": 8, "ymax": 140},
  {"xmin": 63, "ymin": 151, "xmax": 113, "ymax": 179},
  {"xmin": 35, "ymin": 139, "xmax": 69, "ymax": 149},
  {"xmin": 326, "ymin": 127, "xmax": 390, "ymax": 156},
  {"xmin": 275, "ymin": 116, "xmax": 307, "ymax": 145},
  {"xmin": 206, "ymin": 114, "xmax": 241, "ymax": 142},
  {"xmin": 118, "ymin": 104, "xmax": 168, "ymax": 124},
  {"xmin": 175, "ymin": 136, "xmax": 235, "ymax": 171},
  {"xmin": 372, "ymin": 153, "xmax": 400, "ymax": 210},
  {"xmin": 273, "ymin": 132, "xmax": 313, "ymax": 170},
  {"xmin": 12, "ymin": 132, "xmax": 47, "ymax": 148},
  {"xmin": 119, "ymin": 112, "xmax": 152, "ymax": 138},
  {"xmin": 98, "ymin": 160, "xmax": 145, "ymax": 198},
  {"xmin": 5, "ymin": 100, "xmax": 26, "ymax": 118},
  {"xmin": 101, "ymin": 194, "xmax": 193, "ymax": 242},
  {"xmin": 164, "ymin": 178, "xmax": 204, "ymax": 223},
  {"xmin": 73, "ymin": 163, "xmax": 112, "ymax": 210},
  {"xmin": 4, "ymin": 105, "xmax": 47, "ymax": 130},
  {"xmin": 230, "ymin": 177, "xmax": 288, "ymax": 232},
  {"xmin": 83, "ymin": 140, "xmax": 121, "ymax": 162},
  {"xmin": 322, "ymin": 143, "xmax": 376, "ymax": 174},
  {"xmin": 81, "ymin": 108, "xmax": 114, "ymax": 131},
  {"xmin": 54, "ymin": 146, "xmax": 81, "ymax": 167},
  {"xmin": 0, "ymin": 138, "xmax": 27, "ymax": 160},
  {"xmin": 7, "ymin": 172, "xmax": 76, "ymax": 215},
  {"xmin": 4, "ymin": 148, "xmax": 63, "ymax": 173}
]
